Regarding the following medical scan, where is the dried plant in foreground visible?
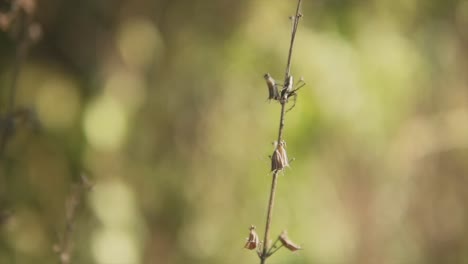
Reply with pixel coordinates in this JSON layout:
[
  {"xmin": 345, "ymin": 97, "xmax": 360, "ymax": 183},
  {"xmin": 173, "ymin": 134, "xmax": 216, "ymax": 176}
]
[
  {"xmin": 244, "ymin": 1, "xmax": 305, "ymax": 263},
  {"xmin": 0, "ymin": 0, "xmax": 42, "ymax": 159},
  {"xmin": 53, "ymin": 174, "xmax": 93, "ymax": 264}
]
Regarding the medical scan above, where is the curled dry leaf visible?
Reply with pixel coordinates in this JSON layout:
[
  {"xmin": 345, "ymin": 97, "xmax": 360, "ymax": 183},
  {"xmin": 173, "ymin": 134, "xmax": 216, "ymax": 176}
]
[
  {"xmin": 244, "ymin": 225, "xmax": 260, "ymax": 250},
  {"xmin": 279, "ymin": 230, "xmax": 301, "ymax": 251}
]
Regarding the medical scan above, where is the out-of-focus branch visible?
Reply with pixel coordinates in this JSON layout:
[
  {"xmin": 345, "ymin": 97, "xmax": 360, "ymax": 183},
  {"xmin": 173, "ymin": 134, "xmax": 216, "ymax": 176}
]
[
  {"xmin": 0, "ymin": 0, "xmax": 42, "ymax": 159},
  {"xmin": 54, "ymin": 174, "xmax": 92, "ymax": 264}
]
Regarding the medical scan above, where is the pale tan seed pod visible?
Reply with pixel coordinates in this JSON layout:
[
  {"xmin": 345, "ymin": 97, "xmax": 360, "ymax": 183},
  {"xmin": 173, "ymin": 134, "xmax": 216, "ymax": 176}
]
[
  {"xmin": 277, "ymin": 140, "xmax": 289, "ymax": 168},
  {"xmin": 244, "ymin": 225, "xmax": 260, "ymax": 250},
  {"xmin": 264, "ymin": 73, "xmax": 280, "ymax": 101},
  {"xmin": 271, "ymin": 147, "xmax": 282, "ymax": 172},
  {"xmin": 271, "ymin": 141, "xmax": 289, "ymax": 172},
  {"xmin": 279, "ymin": 230, "xmax": 301, "ymax": 251}
]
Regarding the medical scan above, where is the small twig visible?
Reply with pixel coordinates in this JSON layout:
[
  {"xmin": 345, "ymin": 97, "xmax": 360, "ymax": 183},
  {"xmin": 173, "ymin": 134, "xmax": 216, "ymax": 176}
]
[
  {"xmin": 267, "ymin": 244, "xmax": 284, "ymax": 257},
  {"xmin": 266, "ymin": 236, "xmax": 281, "ymax": 256},
  {"xmin": 54, "ymin": 175, "xmax": 92, "ymax": 264},
  {"xmin": 284, "ymin": 0, "xmax": 303, "ymax": 81},
  {"xmin": 259, "ymin": 1, "xmax": 303, "ymax": 263}
]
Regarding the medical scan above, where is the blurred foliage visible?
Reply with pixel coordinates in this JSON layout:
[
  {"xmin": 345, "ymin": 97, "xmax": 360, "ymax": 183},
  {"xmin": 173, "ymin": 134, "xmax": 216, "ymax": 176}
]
[{"xmin": 0, "ymin": 0, "xmax": 468, "ymax": 263}]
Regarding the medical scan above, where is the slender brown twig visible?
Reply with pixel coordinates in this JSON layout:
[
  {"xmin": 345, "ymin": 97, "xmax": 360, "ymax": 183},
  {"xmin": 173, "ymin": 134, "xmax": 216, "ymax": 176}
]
[
  {"xmin": 284, "ymin": 0, "xmax": 303, "ymax": 81},
  {"xmin": 259, "ymin": 1, "xmax": 303, "ymax": 263},
  {"xmin": 54, "ymin": 174, "xmax": 92, "ymax": 264}
]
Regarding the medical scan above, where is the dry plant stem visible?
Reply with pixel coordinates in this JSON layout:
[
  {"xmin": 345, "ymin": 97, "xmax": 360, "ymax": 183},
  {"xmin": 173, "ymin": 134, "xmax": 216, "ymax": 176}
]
[
  {"xmin": 260, "ymin": 171, "xmax": 279, "ymax": 263},
  {"xmin": 0, "ymin": 12, "xmax": 29, "ymax": 158},
  {"xmin": 259, "ymin": 0, "xmax": 302, "ymax": 263},
  {"xmin": 57, "ymin": 180, "xmax": 90, "ymax": 264},
  {"xmin": 284, "ymin": 0, "xmax": 302, "ymax": 80},
  {"xmin": 260, "ymin": 103, "xmax": 286, "ymax": 264}
]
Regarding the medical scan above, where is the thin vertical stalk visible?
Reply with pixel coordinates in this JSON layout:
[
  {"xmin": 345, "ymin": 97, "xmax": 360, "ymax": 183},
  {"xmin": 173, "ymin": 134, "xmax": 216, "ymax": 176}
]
[{"xmin": 259, "ymin": 0, "xmax": 302, "ymax": 263}]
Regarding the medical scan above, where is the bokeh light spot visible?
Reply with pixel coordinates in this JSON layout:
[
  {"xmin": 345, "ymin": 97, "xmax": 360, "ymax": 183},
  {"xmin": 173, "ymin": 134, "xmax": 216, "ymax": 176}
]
[
  {"xmin": 92, "ymin": 229, "xmax": 139, "ymax": 264},
  {"xmin": 104, "ymin": 69, "xmax": 146, "ymax": 112},
  {"xmin": 117, "ymin": 17, "xmax": 163, "ymax": 68},
  {"xmin": 84, "ymin": 96, "xmax": 127, "ymax": 151},
  {"xmin": 36, "ymin": 75, "xmax": 81, "ymax": 130},
  {"xmin": 90, "ymin": 180, "xmax": 143, "ymax": 264},
  {"xmin": 90, "ymin": 180, "xmax": 138, "ymax": 228},
  {"xmin": 5, "ymin": 210, "xmax": 48, "ymax": 256}
]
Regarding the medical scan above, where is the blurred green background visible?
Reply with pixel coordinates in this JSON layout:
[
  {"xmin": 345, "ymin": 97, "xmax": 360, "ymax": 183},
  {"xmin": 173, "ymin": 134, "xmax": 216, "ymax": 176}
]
[{"xmin": 1, "ymin": 0, "xmax": 468, "ymax": 263}]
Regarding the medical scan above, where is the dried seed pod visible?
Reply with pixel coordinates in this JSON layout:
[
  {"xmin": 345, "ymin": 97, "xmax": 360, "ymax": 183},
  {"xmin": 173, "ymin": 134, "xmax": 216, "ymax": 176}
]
[
  {"xmin": 271, "ymin": 141, "xmax": 289, "ymax": 172},
  {"xmin": 264, "ymin": 73, "xmax": 279, "ymax": 101},
  {"xmin": 244, "ymin": 225, "xmax": 260, "ymax": 250},
  {"xmin": 277, "ymin": 141, "xmax": 289, "ymax": 168},
  {"xmin": 271, "ymin": 147, "xmax": 282, "ymax": 172},
  {"xmin": 279, "ymin": 230, "xmax": 301, "ymax": 251},
  {"xmin": 281, "ymin": 75, "xmax": 294, "ymax": 100}
]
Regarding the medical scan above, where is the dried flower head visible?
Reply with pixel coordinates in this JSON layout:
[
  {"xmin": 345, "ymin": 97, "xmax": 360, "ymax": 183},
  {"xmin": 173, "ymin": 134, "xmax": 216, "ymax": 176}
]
[
  {"xmin": 271, "ymin": 140, "xmax": 289, "ymax": 172},
  {"xmin": 244, "ymin": 225, "xmax": 260, "ymax": 250},
  {"xmin": 279, "ymin": 230, "xmax": 301, "ymax": 251}
]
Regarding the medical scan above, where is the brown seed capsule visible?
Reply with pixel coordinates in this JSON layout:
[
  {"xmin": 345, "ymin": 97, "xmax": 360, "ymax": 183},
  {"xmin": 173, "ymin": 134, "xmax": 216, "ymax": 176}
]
[
  {"xmin": 271, "ymin": 141, "xmax": 289, "ymax": 172},
  {"xmin": 279, "ymin": 230, "xmax": 301, "ymax": 251},
  {"xmin": 264, "ymin": 73, "xmax": 280, "ymax": 101},
  {"xmin": 277, "ymin": 141, "xmax": 289, "ymax": 168},
  {"xmin": 244, "ymin": 225, "xmax": 260, "ymax": 250},
  {"xmin": 271, "ymin": 148, "xmax": 282, "ymax": 172},
  {"xmin": 281, "ymin": 75, "xmax": 294, "ymax": 100}
]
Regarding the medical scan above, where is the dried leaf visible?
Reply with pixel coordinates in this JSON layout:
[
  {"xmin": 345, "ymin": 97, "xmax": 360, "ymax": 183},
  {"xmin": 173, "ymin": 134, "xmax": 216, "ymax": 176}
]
[{"xmin": 279, "ymin": 230, "xmax": 301, "ymax": 251}]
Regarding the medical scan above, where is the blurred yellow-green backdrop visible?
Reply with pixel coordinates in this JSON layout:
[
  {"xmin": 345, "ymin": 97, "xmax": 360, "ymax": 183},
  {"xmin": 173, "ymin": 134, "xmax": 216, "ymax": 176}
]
[{"xmin": 1, "ymin": 0, "xmax": 468, "ymax": 263}]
